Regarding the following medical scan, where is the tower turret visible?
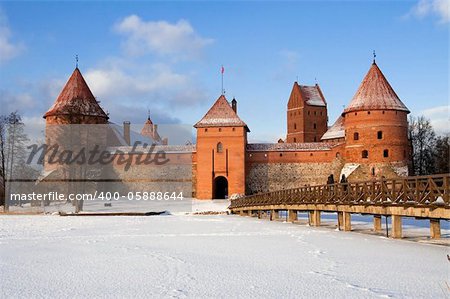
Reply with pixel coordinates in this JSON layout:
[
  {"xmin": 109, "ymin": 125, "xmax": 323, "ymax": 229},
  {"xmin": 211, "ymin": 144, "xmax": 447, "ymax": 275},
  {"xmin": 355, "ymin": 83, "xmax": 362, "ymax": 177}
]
[
  {"xmin": 286, "ymin": 82, "xmax": 328, "ymax": 143},
  {"xmin": 343, "ymin": 61, "xmax": 410, "ymax": 178}
]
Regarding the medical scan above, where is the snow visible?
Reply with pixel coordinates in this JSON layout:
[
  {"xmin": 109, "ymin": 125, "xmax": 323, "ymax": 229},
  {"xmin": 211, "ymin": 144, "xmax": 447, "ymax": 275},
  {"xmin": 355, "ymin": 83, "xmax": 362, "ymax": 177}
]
[{"xmin": 0, "ymin": 213, "xmax": 448, "ymax": 298}]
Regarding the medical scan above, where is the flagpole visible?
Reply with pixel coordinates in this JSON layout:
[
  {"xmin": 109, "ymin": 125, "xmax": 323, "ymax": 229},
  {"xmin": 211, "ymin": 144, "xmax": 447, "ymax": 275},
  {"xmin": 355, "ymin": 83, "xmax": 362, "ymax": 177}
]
[{"xmin": 221, "ymin": 65, "xmax": 224, "ymax": 95}]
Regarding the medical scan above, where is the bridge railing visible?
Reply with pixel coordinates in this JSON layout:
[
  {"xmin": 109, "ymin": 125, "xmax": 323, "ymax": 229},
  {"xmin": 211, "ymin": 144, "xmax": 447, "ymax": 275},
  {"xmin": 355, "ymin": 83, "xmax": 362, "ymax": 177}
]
[{"xmin": 229, "ymin": 174, "xmax": 450, "ymax": 209}]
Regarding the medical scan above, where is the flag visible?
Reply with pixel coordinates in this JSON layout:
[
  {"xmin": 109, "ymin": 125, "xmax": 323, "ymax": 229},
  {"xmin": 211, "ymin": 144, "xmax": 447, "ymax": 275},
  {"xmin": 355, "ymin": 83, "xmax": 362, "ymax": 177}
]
[{"xmin": 221, "ymin": 66, "xmax": 224, "ymax": 74}]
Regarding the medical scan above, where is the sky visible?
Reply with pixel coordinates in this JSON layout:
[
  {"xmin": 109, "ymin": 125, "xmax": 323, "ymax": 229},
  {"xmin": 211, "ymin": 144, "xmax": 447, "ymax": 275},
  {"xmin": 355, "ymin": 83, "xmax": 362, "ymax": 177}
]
[{"xmin": 0, "ymin": 0, "xmax": 448, "ymax": 143}]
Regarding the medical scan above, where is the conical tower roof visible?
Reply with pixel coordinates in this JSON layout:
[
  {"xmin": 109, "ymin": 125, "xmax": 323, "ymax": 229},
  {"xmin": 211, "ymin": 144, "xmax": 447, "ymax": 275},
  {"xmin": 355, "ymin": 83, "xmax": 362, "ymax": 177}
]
[
  {"xmin": 344, "ymin": 62, "xmax": 409, "ymax": 114},
  {"xmin": 44, "ymin": 68, "xmax": 108, "ymax": 119},
  {"xmin": 194, "ymin": 95, "xmax": 249, "ymax": 131}
]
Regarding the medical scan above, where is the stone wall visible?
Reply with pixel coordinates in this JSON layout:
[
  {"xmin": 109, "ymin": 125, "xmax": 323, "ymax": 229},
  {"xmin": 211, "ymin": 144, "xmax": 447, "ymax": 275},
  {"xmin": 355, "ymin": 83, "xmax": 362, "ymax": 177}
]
[{"xmin": 246, "ymin": 158, "xmax": 344, "ymax": 195}]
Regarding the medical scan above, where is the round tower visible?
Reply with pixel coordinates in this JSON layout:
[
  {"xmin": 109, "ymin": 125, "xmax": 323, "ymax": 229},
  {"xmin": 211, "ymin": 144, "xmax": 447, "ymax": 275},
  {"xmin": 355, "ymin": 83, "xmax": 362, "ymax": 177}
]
[
  {"xmin": 41, "ymin": 67, "xmax": 110, "ymax": 210},
  {"xmin": 343, "ymin": 61, "xmax": 410, "ymax": 179},
  {"xmin": 44, "ymin": 67, "xmax": 109, "ymax": 125}
]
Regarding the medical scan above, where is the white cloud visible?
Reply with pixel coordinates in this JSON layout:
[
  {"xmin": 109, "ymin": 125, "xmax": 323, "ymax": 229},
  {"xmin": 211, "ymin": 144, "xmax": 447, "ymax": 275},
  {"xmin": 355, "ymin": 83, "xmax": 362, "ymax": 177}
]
[
  {"xmin": 84, "ymin": 62, "xmax": 208, "ymax": 107},
  {"xmin": 422, "ymin": 105, "xmax": 449, "ymax": 134},
  {"xmin": 114, "ymin": 15, "xmax": 213, "ymax": 59},
  {"xmin": 0, "ymin": 90, "xmax": 35, "ymax": 114},
  {"xmin": 408, "ymin": 0, "xmax": 449, "ymax": 23},
  {"xmin": 0, "ymin": 9, "xmax": 24, "ymax": 64}
]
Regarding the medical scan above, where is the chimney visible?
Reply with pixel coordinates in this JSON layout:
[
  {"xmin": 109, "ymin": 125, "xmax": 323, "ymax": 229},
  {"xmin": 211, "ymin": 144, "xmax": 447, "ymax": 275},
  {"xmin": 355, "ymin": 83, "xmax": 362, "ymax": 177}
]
[
  {"xmin": 231, "ymin": 98, "xmax": 237, "ymax": 113},
  {"xmin": 123, "ymin": 121, "xmax": 130, "ymax": 145}
]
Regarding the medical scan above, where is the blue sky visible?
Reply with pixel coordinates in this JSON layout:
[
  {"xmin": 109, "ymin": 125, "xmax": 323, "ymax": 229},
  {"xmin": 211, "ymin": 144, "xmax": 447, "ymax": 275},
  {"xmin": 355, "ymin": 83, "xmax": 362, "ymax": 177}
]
[{"xmin": 0, "ymin": 0, "xmax": 448, "ymax": 142}]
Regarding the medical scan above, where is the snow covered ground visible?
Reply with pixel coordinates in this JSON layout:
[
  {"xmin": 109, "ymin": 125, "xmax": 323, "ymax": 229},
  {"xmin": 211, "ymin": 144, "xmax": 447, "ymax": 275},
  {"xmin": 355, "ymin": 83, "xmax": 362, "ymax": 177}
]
[{"xmin": 1, "ymin": 213, "xmax": 448, "ymax": 298}]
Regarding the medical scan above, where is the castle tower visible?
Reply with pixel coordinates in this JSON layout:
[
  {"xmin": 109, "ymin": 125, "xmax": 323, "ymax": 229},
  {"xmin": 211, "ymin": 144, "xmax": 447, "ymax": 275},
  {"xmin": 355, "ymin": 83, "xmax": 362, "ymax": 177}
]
[
  {"xmin": 343, "ymin": 61, "xmax": 410, "ymax": 178},
  {"xmin": 286, "ymin": 82, "xmax": 328, "ymax": 143},
  {"xmin": 42, "ymin": 67, "xmax": 109, "ymax": 209},
  {"xmin": 194, "ymin": 95, "xmax": 249, "ymax": 199},
  {"xmin": 141, "ymin": 114, "xmax": 162, "ymax": 143},
  {"xmin": 44, "ymin": 67, "xmax": 109, "ymax": 125}
]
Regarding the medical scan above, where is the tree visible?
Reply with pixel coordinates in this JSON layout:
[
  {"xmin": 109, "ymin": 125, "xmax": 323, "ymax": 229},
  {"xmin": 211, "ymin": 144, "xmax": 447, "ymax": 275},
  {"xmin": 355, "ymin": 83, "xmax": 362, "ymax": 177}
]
[
  {"xmin": 0, "ymin": 112, "xmax": 34, "ymax": 211},
  {"xmin": 0, "ymin": 115, "xmax": 7, "ymax": 208},
  {"xmin": 408, "ymin": 116, "xmax": 436, "ymax": 175},
  {"xmin": 434, "ymin": 136, "xmax": 450, "ymax": 174}
]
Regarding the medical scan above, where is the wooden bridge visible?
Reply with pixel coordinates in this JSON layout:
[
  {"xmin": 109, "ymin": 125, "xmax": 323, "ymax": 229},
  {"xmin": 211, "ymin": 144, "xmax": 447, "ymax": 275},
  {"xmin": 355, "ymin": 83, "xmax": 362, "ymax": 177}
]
[{"xmin": 229, "ymin": 174, "xmax": 450, "ymax": 239}]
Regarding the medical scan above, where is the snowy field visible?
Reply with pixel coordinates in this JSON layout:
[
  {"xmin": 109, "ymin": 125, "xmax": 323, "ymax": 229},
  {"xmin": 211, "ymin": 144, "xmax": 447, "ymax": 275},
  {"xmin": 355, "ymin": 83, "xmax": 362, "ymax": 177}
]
[{"xmin": 1, "ymin": 213, "xmax": 449, "ymax": 298}]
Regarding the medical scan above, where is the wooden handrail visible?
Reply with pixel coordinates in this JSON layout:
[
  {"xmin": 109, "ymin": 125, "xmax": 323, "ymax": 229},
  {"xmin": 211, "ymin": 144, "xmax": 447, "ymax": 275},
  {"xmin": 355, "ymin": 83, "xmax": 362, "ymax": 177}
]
[{"xmin": 229, "ymin": 174, "xmax": 450, "ymax": 209}]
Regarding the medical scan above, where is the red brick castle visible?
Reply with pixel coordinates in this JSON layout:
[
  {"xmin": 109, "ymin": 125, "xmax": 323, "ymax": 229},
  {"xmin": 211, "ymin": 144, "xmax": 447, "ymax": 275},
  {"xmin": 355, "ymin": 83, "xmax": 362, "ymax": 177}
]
[{"xmin": 44, "ymin": 60, "xmax": 411, "ymax": 199}]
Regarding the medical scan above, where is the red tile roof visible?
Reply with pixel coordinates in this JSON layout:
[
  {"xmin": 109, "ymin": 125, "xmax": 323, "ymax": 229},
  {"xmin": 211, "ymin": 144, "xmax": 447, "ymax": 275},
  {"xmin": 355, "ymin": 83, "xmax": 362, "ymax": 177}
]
[
  {"xmin": 344, "ymin": 62, "xmax": 409, "ymax": 113},
  {"xmin": 194, "ymin": 95, "xmax": 249, "ymax": 131},
  {"xmin": 288, "ymin": 83, "xmax": 327, "ymax": 109},
  {"xmin": 299, "ymin": 84, "xmax": 327, "ymax": 107},
  {"xmin": 44, "ymin": 68, "xmax": 108, "ymax": 119},
  {"xmin": 321, "ymin": 115, "xmax": 345, "ymax": 140},
  {"xmin": 247, "ymin": 142, "xmax": 339, "ymax": 151}
]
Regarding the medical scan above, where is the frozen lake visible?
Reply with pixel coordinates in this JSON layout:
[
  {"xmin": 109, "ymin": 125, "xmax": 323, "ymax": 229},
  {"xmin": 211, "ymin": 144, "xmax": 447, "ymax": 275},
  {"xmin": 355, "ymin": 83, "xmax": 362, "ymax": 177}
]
[{"xmin": 0, "ymin": 213, "xmax": 448, "ymax": 298}]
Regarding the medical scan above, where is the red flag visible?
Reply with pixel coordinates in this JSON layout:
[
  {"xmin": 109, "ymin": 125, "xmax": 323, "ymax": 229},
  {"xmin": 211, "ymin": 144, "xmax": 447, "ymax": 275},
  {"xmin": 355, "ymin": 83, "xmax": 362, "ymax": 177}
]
[{"xmin": 221, "ymin": 66, "xmax": 224, "ymax": 74}]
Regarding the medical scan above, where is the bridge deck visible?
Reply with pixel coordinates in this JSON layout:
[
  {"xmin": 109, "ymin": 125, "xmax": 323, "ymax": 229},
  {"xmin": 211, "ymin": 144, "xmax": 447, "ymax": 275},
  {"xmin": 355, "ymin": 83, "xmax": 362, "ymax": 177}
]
[{"xmin": 229, "ymin": 174, "xmax": 450, "ymax": 239}]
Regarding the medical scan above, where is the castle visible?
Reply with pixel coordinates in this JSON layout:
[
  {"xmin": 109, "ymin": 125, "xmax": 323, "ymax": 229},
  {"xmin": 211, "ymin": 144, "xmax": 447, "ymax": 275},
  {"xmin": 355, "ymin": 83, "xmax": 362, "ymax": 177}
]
[{"xmin": 43, "ymin": 59, "xmax": 411, "ymax": 200}]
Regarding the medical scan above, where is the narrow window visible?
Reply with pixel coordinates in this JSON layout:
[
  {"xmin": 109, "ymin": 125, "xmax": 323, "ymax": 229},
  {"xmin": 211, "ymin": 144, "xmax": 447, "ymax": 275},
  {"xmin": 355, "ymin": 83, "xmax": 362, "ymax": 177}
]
[
  {"xmin": 354, "ymin": 132, "xmax": 359, "ymax": 140},
  {"xmin": 294, "ymin": 123, "xmax": 297, "ymax": 130},
  {"xmin": 377, "ymin": 131, "xmax": 383, "ymax": 139},
  {"xmin": 218, "ymin": 128, "xmax": 222, "ymax": 132},
  {"xmin": 314, "ymin": 111, "xmax": 317, "ymax": 115},
  {"xmin": 362, "ymin": 150, "xmax": 368, "ymax": 159},
  {"xmin": 293, "ymin": 137, "xmax": 296, "ymax": 142},
  {"xmin": 383, "ymin": 149, "xmax": 389, "ymax": 158},
  {"xmin": 232, "ymin": 127, "xmax": 235, "ymax": 131},
  {"xmin": 204, "ymin": 128, "xmax": 208, "ymax": 132},
  {"xmin": 308, "ymin": 111, "xmax": 310, "ymax": 115},
  {"xmin": 314, "ymin": 136, "xmax": 317, "ymax": 142},
  {"xmin": 371, "ymin": 167, "xmax": 375, "ymax": 175},
  {"xmin": 279, "ymin": 153, "xmax": 283, "ymax": 157},
  {"xmin": 368, "ymin": 111, "xmax": 371, "ymax": 115},
  {"xmin": 313, "ymin": 123, "xmax": 317, "ymax": 129},
  {"xmin": 217, "ymin": 142, "xmax": 223, "ymax": 153}
]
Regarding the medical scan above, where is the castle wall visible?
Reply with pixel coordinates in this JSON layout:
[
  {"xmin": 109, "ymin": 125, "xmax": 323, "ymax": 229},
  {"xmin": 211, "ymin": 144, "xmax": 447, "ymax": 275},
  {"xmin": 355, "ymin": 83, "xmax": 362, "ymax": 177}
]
[
  {"xmin": 108, "ymin": 150, "xmax": 194, "ymax": 197},
  {"xmin": 246, "ymin": 159, "xmax": 344, "ymax": 194},
  {"xmin": 245, "ymin": 144, "xmax": 345, "ymax": 194}
]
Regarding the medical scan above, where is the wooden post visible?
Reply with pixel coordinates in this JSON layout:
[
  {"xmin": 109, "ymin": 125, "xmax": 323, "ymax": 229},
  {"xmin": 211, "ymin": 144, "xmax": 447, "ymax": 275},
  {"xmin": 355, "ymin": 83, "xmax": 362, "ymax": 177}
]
[
  {"xmin": 309, "ymin": 210, "xmax": 321, "ymax": 226},
  {"xmin": 430, "ymin": 219, "xmax": 441, "ymax": 239},
  {"xmin": 288, "ymin": 210, "xmax": 297, "ymax": 223},
  {"xmin": 337, "ymin": 212, "xmax": 343, "ymax": 230},
  {"xmin": 270, "ymin": 210, "xmax": 279, "ymax": 221},
  {"xmin": 343, "ymin": 212, "xmax": 351, "ymax": 231},
  {"xmin": 392, "ymin": 215, "xmax": 402, "ymax": 238},
  {"xmin": 373, "ymin": 215, "xmax": 382, "ymax": 231}
]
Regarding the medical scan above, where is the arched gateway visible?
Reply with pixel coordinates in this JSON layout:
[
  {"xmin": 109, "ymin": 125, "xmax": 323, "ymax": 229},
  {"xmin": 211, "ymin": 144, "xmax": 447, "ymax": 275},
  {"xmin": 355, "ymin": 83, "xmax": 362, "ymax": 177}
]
[{"xmin": 213, "ymin": 176, "xmax": 228, "ymax": 199}]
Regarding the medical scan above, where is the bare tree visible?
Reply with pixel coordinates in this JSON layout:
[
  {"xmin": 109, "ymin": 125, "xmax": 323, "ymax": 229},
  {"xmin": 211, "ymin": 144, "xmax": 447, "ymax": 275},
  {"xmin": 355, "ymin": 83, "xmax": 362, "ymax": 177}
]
[
  {"xmin": 434, "ymin": 135, "xmax": 450, "ymax": 174},
  {"xmin": 0, "ymin": 112, "xmax": 33, "ymax": 211},
  {"xmin": 0, "ymin": 115, "xmax": 7, "ymax": 208},
  {"xmin": 408, "ymin": 116, "xmax": 436, "ymax": 175}
]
